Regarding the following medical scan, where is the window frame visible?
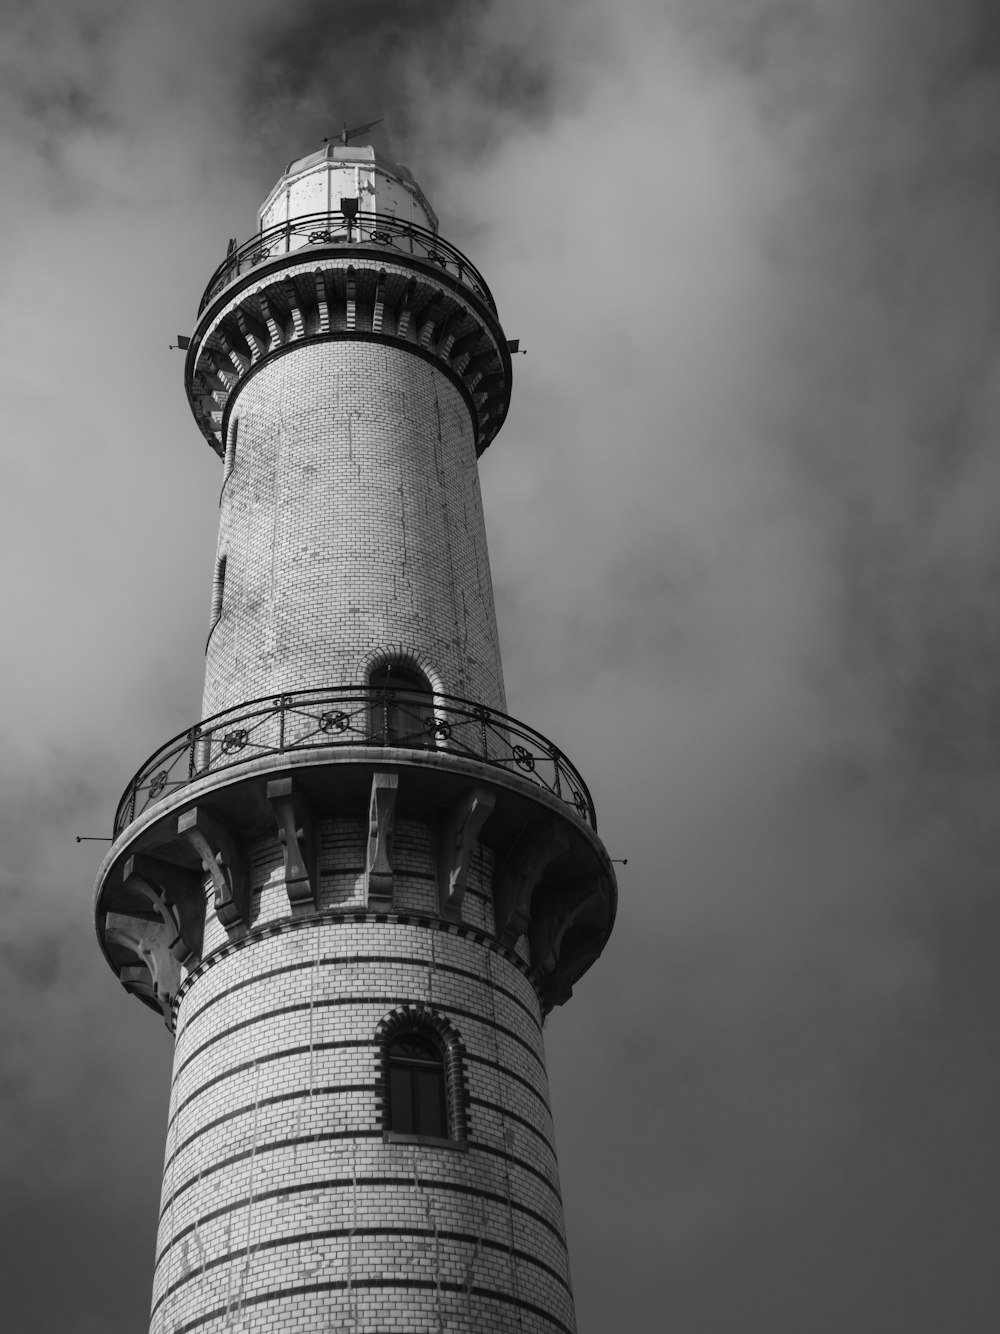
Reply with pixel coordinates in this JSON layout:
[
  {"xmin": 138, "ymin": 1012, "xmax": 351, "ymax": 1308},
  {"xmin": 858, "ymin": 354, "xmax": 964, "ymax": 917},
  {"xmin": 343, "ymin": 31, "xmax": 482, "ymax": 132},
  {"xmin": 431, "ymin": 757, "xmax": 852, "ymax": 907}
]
[
  {"xmin": 376, "ymin": 1006, "xmax": 469, "ymax": 1150},
  {"xmin": 368, "ymin": 661, "xmax": 435, "ymax": 748},
  {"xmin": 387, "ymin": 1031, "xmax": 448, "ymax": 1138}
]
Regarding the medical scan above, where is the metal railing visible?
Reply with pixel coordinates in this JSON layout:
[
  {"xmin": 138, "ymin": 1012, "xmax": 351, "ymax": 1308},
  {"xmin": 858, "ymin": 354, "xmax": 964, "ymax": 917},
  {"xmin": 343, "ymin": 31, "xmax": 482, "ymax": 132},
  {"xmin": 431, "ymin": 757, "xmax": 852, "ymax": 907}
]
[
  {"xmin": 198, "ymin": 211, "xmax": 495, "ymax": 315},
  {"xmin": 113, "ymin": 686, "xmax": 595, "ymax": 837}
]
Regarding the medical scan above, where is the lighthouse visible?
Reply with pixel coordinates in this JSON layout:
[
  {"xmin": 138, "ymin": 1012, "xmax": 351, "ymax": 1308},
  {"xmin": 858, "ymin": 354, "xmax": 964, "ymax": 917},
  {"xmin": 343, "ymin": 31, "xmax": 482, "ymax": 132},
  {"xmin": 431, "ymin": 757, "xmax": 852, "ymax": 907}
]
[{"xmin": 94, "ymin": 140, "xmax": 617, "ymax": 1334}]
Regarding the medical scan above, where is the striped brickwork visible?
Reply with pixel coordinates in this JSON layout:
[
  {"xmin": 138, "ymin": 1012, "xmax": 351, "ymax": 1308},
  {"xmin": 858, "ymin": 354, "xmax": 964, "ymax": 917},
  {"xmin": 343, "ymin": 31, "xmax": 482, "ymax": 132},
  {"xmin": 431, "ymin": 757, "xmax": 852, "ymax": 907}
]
[{"xmin": 150, "ymin": 907, "xmax": 575, "ymax": 1334}]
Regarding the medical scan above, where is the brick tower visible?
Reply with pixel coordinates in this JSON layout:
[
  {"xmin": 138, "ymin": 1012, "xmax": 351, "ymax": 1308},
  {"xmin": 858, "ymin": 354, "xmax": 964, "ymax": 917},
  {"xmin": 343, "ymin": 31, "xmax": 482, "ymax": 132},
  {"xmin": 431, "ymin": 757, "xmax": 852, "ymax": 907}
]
[{"xmin": 94, "ymin": 141, "xmax": 616, "ymax": 1334}]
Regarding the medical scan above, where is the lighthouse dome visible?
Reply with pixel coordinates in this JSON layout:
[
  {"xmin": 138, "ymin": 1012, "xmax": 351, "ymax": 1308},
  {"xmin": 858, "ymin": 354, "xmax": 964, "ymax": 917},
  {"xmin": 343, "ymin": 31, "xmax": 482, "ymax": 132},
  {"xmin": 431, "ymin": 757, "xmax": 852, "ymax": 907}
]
[{"xmin": 258, "ymin": 141, "xmax": 439, "ymax": 234}]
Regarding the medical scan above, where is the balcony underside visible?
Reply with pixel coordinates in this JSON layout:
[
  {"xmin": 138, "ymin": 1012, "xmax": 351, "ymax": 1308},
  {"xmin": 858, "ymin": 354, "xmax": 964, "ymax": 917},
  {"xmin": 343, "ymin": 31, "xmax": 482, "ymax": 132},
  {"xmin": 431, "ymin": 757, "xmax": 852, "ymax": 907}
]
[{"xmin": 95, "ymin": 745, "xmax": 616, "ymax": 1025}]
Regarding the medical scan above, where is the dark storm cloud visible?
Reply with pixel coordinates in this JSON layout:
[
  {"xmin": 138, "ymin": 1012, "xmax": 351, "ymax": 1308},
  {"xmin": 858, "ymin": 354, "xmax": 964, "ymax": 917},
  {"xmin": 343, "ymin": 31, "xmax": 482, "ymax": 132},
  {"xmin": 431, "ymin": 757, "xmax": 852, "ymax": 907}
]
[
  {"xmin": 733, "ymin": 0, "xmax": 1000, "ymax": 809},
  {"xmin": 236, "ymin": 0, "xmax": 599, "ymax": 175},
  {"xmin": 465, "ymin": 5, "xmax": 1000, "ymax": 1325},
  {"xmin": 3, "ymin": 0, "xmax": 1000, "ymax": 1331}
]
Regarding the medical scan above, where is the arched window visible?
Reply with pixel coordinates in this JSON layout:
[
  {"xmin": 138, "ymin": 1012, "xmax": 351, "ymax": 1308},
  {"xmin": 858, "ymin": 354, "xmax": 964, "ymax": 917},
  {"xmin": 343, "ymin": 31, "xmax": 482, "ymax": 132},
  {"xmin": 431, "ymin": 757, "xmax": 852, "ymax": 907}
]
[
  {"xmin": 388, "ymin": 1031, "xmax": 447, "ymax": 1137},
  {"xmin": 369, "ymin": 662, "xmax": 433, "ymax": 747},
  {"xmin": 376, "ymin": 1007, "xmax": 469, "ymax": 1146}
]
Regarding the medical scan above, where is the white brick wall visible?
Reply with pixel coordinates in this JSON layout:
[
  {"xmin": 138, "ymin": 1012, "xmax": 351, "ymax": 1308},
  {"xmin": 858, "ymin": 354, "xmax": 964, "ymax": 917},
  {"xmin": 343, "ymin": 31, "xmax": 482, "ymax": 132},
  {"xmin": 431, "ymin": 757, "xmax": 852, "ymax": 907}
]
[
  {"xmin": 203, "ymin": 342, "xmax": 506, "ymax": 719},
  {"xmin": 150, "ymin": 916, "xmax": 576, "ymax": 1334}
]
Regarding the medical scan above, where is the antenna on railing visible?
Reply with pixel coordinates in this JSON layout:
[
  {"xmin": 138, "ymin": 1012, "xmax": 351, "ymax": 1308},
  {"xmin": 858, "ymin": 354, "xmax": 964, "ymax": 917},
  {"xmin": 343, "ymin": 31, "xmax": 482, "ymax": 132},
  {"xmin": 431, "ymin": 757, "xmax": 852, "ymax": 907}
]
[
  {"xmin": 340, "ymin": 196, "xmax": 359, "ymax": 242},
  {"xmin": 76, "ymin": 835, "xmax": 112, "ymax": 843}
]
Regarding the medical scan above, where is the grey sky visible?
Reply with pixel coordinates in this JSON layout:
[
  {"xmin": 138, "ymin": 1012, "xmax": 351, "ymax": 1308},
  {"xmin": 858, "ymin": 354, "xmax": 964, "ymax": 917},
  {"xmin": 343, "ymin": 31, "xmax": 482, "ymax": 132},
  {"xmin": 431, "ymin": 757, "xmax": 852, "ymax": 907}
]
[{"xmin": 2, "ymin": 1, "xmax": 1000, "ymax": 1330}]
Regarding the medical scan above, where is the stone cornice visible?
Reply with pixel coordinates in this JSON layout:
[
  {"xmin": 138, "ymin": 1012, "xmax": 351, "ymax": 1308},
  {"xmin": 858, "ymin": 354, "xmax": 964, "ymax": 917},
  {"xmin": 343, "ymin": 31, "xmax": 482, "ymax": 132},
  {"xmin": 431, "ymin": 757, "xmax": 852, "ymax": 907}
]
[{"xmin": 184, "ymin": 247, "xmax": 512, "ymax": 458}]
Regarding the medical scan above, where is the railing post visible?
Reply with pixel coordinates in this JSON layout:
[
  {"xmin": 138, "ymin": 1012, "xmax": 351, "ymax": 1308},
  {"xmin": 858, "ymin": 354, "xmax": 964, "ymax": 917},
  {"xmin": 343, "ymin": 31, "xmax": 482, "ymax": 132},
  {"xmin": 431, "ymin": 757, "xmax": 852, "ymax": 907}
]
[
  {"xmin": 552, "ymin": 746, "xmax": 562, "ymax": 800},
  {"xmin": 278, "ymin": 695, "xmax": 286, "ymax": 752}
]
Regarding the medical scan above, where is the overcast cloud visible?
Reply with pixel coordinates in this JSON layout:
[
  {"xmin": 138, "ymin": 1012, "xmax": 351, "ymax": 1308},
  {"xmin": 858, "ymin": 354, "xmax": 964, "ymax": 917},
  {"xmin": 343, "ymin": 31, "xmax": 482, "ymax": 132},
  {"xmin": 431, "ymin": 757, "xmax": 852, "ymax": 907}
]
[{"xmin": 3, "ymin": 1, "xmax": 1000, "ymax": 1330}]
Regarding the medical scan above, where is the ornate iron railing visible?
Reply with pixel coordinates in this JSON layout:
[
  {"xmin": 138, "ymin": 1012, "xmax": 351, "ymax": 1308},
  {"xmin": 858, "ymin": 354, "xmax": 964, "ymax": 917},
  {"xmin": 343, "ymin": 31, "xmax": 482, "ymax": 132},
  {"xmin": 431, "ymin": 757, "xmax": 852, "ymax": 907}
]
[
  {"xmin": 113, "ymin": 686, "xmax": 595, "ymax": 837},
  {"xmin": 198, "ymin": 211, "xmax": 496, "ymax": 315}
]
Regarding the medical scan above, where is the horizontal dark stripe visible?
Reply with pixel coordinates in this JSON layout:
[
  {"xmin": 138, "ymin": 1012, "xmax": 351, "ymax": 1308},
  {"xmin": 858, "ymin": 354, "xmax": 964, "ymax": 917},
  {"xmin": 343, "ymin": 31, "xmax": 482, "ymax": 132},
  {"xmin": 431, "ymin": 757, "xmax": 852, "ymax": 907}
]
[
  {"xmin": 169, "ymin": 1040, "xmax": 375, "ymax": 1126},
  {"xmin": 461, "ymin": 884, "xmax": 493, "ymax": 904},
  {"xmin": 173, "ymin": 910, "xmax": 539, "ymax": 1021},
  {"xmin": 151, "ymin": 1225, "xmax": 571, "ymax": 1320},
  {"xmin": 155, "ymin": 1177, "xmax": 568, "ymax": 1270},
  {"xmin": 173, "ymin": 994, "xmax": 546, "ymax": 1089},
  {"xmin": 317, "ymin": 867, "xmax": 439, "ymax": 887},
  {"xmin": 160, "ymin": 1129, "xmax": 380, "ymax": 1221},
  {"xmin": 159, "ymin": 1129, "xmax": 562, "ymax": 1226},
  {"xmin": 464, "ymin": 1051, "xmax": 553, "ymax": 1118},
  {"xmin": 164, "ymin": 1084, "xmax": 371, "ymax": 1175},
  {"xmin": 178, "ymin": 949, "xmax": 539, "ymax": 1042},
  {"xmin": 170, "ymin": 1274, "xmax": 574, "ymax": 1334},
  {"xmin": 469, "ymin": 1096, "xmax": 557, "ymax": 1157},
  {"xmin": 467, "ymin": 1139, "xmax": 561, "ymax": 1199},
  {"xmin": 169, "ymin": 1036, "xmax": 552, "ymax": 1136},
  {"xmin": 166, "ymin": 1081, "xmax": 561, "ymax": 1178}
]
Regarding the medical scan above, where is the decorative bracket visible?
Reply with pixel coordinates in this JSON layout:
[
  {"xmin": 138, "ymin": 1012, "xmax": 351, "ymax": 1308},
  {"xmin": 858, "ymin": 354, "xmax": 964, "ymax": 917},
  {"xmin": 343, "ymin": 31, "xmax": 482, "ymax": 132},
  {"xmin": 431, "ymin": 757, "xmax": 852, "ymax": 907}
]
[
  {"xmin": 528, "ymin": 878, "xmax": 602, "ymax": 979},
  {"xmin": 104, "ymin": 912, "xmax": 179, "ymax": 1024},
  {"xmin": 122, "ymin": 853, "xmax": 204, "ymax": 965},
  {"xmin": 494, "ymin": 824, "xmax": 570, "ymax": 946},
  {"xmin": 365, "ymin": 772, "xmax": 399, "ymax": 906},
  {"xmin": 437, "ymin": 787, "xmax": 495, "ymax": 920},
  {"xmin": 542, "ymin": 924, "xmax": 606, "ymax": 1009},
  {"xmin": 266, "ymin": 776, "xmax": 317, "ymax": 908},
  {"xmin": 177, "ymin": 806, "xmax": 250, "ymax": 927}
]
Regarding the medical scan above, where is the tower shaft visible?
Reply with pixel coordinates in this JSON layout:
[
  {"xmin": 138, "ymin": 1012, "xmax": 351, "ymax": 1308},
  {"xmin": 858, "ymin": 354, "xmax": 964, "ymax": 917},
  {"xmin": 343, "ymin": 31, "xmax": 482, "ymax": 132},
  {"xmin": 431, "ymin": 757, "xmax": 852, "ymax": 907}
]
[
  {"xmin": 95, "ymin": 143, "xmax": 615, "ymax": 1334},
  {"xmin": 205, "ymin": 340, "xmax": 506, "ymax": 718}
]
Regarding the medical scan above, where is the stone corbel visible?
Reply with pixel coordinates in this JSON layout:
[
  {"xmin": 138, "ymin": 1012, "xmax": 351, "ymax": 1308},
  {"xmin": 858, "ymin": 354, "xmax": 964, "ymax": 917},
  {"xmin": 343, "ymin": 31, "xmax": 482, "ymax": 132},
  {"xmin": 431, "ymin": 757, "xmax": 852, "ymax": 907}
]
[
  {"xmin": 494, "ymin": 824, "xmax": 570, "ymax": 946},
  {"xmin": 528, "ymin": 879, "xmax": 602, "ymax": 979},
  {"xmin": 177, "ymin": 806, "xmax": 250, "ymax": 928},
  {"xmin": 396, "ymin": 279, "xmax": 417, "ymax": 340},
  {"xmin": 345, "ymin": 267, "xmax": 357, "ymax": 330},
  {"xmin": 418, "ymin": 293, "xmax": 444, "ymax": 347},
  {"xmin": 437, "ymin": 788, "xmax": 495, "ymax": 921},
  {"xmin": 266, "ymin": 776, "xmax": 317, "ymax": 908},
  {"xmin": 372, "ymin": 269, "xmax": 387, "ymax": 333},
  {"xmin": 122, "ymin": 853, "xmax": 204, "ymax": 965},
  {"xmin": 544, "ymin": 924, "xmax": 605, "ymax": 1010},
  {"xmin": 365, "ymin": 772, "xmax": 399, "ymax": 906},
  {"xmin": 104, "ymin": 912, "xmax": 180, "ymax": 1023},
  {"xmin": 235, "ymin": 305, "xmax": 268, "ymax": 362}
]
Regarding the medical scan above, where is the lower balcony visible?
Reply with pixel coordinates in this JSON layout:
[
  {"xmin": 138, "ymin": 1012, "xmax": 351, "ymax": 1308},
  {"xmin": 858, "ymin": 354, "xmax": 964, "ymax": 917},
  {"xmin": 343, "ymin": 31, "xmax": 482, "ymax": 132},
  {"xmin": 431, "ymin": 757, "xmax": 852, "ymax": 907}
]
[
  {"xmin": 95, "ymin": 687, "xmax": 617, "ymax": 1024},
  {"xmin": 113, "ymin": 686, "xmax": 597, "ymax": 837}
]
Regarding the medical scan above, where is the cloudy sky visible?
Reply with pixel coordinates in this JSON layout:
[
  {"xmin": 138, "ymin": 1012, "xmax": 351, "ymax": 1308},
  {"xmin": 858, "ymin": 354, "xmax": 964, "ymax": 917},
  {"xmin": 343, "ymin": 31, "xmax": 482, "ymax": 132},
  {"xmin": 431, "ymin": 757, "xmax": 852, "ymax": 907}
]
[{"xmin": 3, "ymin": 0, "xmax": 1000, "ymax": 1329}]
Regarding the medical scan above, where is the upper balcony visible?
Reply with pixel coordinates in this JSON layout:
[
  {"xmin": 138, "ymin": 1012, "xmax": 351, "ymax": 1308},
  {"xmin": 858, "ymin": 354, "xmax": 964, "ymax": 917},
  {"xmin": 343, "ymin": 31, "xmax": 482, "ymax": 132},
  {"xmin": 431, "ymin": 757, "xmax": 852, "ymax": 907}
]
[
  {"xmin": 198, "ymin": 211, "xmax": 496, "ymax": 317},
  {"xmin": 187, "ymin": 208, "xmax": 511, "ymax": 457}
]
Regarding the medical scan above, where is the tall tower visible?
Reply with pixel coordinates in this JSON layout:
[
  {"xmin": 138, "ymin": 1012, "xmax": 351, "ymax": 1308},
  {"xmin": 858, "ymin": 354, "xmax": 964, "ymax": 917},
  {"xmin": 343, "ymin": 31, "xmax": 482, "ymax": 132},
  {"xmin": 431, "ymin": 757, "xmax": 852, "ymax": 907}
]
[{"xmin": 94, "ymin": 141, "xmax": 616, "ymax": 1334}]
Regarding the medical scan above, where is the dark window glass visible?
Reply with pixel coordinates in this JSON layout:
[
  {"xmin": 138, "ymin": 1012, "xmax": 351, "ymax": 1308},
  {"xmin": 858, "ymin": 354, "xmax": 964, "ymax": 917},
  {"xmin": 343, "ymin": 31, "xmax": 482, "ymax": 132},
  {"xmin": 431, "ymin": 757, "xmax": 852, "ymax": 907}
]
[
  {"xmin": 388, "ymin": 1031, "xmax": 447, "ymax": 1137},
  {"xmin": 369, "ymin": 664, "xmax": 433, "ymax": 746}
]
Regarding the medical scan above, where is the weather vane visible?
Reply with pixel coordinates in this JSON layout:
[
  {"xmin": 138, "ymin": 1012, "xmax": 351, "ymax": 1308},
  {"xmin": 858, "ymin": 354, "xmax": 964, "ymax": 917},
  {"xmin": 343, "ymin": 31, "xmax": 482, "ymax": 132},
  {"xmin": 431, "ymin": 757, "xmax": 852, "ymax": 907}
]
[{"xmin": 324, "ymin": 117, "xmax": 383, "ymax": 147}]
